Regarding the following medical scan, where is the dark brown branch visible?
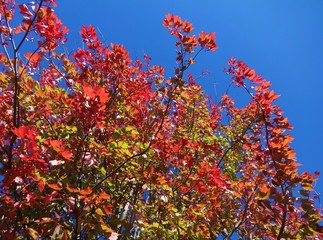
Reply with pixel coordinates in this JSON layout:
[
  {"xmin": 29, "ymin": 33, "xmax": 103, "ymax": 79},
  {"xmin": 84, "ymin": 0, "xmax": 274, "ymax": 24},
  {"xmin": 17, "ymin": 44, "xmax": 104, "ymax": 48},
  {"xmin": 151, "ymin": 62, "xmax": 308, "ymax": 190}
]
[
  {"xmin": 15, "ymin": 1, "xmax": 44, "ymax": 53},
  {"xmin": 224, "ymin": 185, "xmax": 258, "ymax": 240}
]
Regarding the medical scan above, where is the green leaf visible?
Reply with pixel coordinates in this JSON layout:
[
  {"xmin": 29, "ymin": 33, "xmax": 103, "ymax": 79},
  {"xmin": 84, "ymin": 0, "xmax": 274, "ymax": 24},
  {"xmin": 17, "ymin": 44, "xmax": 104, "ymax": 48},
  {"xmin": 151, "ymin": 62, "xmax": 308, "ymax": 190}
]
[
  {"xmin": 125, "ymin": 126, "xmax": 134, "ymax": 132},
  {"xmin": 131, "ymin": 129, "xmax": 139, "ymax": 135},
  {"xmin": 109, "ymin": 142, "xmax": 117, "ymax": 149},
  {"xmin": 118, "ymin": 141, "xmax": 129, "ymax": 149},
  {"xmin": 100, "ymin": 167, "xmax": 106, "ymax": 175},
  {"xmin": 114, "ymin": 130, "xmax": 121, "ymax": 139},
  {"xmin": 119, "ymin": 148, "xmax": 132, "ymax": 156}
]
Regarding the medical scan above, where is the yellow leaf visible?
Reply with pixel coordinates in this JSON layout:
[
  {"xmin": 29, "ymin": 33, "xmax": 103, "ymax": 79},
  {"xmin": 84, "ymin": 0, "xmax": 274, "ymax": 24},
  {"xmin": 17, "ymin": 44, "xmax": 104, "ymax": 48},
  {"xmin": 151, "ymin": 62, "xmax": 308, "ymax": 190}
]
[
  {"xmin": 102, "ymin": 224, "xmax": 114, "ymax": 234},
  {"xmin": 96, "ymin": 208, "xmax": 105, "ymax": 216},
  {"xmin": 302, "ymin": 183, "xmax": 314, "ymax": 191},
  {"xmin": 181, "ymin": 91, "xmax": 189, "ymax": 98},
  {"xmin": 0, "ymin": 72, "xmax": 7, "ymax": 84},
  {"xmin": 155, "ymin": 78, "xmax": 163, "ymax": 84},
  {"xmin": 27, "ymin": 228, "xmax": 39, "ymax": 240},
  {"xmin": 99, "ymin": 217, "xmax": 114, "ymax": 233}
]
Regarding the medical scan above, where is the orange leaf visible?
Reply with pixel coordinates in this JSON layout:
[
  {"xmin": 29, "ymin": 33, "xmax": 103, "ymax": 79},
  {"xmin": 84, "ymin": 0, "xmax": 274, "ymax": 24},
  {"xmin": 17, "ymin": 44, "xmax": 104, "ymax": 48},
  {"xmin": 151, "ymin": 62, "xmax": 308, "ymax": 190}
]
[
  {"xmin": 62, "ymin": 230, "xmax": 69, "ymax": 240},
  {"xmin": 97, "ymin": 87, "xmax": 109, "ymax": 102},
  {"xmin": 257, "ymin": 185, "xmax": 271, "ymax": 200},
  {"xmin": 66, "ymin": 183, "xmax": 79, "ymax": 193},
  {"xmin": 264, "ymin": 90, "xmax": 280, "ymax": 102},
  {"xmin": 48, "ymin": 140, "xmax": 63, "ymax": 149},
  {"xmin": 25, "ymin": 52, "xmax": 43, "ymax": 66},
  {"xmin": 47, "ymin": 183, "xmax": 62, "ymax": 191},
  {"xmin": 188, "ymin": 58, "xmax": 195, "ymax": 65},
  {"xmin": 79, "ymin": 187, "xmax": 92, "ymax": 195},
  {"xmin": 245, "ymin": 69, "xmax": 256, "ymax": 79},
  {"xmin": 99, "ymin": 191, "xmax": 111, "ymax": 200},
  {"xmin": 102, "ymin": 203, "xmax": 113, "ymax": 215}
]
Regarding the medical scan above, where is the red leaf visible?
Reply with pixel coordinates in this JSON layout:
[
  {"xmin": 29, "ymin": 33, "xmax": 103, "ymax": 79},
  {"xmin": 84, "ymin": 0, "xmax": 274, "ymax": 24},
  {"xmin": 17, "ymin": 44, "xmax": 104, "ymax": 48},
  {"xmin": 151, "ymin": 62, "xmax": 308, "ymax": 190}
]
[
  {"xmin": 97, "ymin": 87, "xmax": 109, "ymax": 102},
  {"xmin": 39, "ymin": 180, "xmax": 45, "ymax": 192},
  {"xmin": 264, "ymin": 90, "xmax": 280, "ymax": 102},
  {"xmin": 19, "ymin": 4, "xmax": 32, "ymax": 16},
  {"xmin": 83, "ymin": 83, "xmax": 109, "ymax": 102},
  {"xmin": 45, "ymin": 140, "xmax": 72, "ymax": 160},
  {"xmin": 83, "ymin": 82, "xmax": 96, "ymax": 99},
  {"xmin": 172, "ymin": 145, "xmax": 180, "ymax": 153},
  {"xmin": 12, "ymin": 126, "xmax": 29, "ymax": 138},
  {"xmin": 60, "ymin": 149, "xmax": 72, "ymax": 160}
]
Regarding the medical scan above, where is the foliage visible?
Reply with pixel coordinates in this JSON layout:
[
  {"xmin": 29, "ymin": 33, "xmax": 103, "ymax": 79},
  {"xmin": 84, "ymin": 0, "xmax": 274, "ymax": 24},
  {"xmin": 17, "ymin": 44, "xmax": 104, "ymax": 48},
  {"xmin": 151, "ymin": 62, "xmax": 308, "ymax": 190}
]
[{"xmin": 0, "ymin": 0, "xmax": 322, "ymax": 239}]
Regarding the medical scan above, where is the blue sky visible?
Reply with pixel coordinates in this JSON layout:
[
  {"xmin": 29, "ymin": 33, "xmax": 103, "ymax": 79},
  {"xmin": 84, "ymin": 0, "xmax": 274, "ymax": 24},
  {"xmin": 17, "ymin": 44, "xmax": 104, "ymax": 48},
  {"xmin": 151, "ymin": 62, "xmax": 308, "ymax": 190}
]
[{"xmin": 56, "ymin": 1, "xmax": 323, "ymax": 196}]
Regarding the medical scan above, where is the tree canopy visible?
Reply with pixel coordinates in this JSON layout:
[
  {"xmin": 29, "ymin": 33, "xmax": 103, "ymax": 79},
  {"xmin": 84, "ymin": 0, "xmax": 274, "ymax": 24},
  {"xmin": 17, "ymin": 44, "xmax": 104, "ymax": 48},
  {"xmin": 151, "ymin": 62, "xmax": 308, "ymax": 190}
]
[{"xmin": 0, "ymin": 0, "xmax": 322, "ymax": 239}]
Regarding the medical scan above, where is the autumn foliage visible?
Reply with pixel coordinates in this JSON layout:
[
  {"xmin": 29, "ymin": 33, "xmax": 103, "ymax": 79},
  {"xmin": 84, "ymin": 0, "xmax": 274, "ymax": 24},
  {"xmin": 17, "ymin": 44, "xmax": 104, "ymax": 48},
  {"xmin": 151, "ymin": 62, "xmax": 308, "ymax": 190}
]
[{"xmin": 0, "ymin": 0, "xmax": 322, "ymax": 239}]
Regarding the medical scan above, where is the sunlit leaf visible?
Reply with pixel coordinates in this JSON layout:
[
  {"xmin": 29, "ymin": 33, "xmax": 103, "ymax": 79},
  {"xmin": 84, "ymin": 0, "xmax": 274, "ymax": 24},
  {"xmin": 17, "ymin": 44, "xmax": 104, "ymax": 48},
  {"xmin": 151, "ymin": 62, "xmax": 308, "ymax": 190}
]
[{"xmin": 27, "ymin": 228, "xmax": 39, "ymax": 240}]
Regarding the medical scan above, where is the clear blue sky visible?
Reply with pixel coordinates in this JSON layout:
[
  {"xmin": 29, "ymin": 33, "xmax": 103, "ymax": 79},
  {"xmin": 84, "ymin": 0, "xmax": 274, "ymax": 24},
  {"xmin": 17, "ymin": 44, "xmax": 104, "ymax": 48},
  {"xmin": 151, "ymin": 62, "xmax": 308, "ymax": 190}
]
[{"xmin": 56, "ymin": 1, "xmax": 323, "ymax": 196}]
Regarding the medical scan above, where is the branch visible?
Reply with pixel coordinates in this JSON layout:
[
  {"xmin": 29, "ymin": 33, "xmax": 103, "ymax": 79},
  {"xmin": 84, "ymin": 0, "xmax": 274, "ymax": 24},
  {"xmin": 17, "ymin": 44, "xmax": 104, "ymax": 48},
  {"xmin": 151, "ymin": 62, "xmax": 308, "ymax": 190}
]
[
  {"xmin": 276, "ymin": 202, "xmax": 287, "ymax": 240},
  {"xmin": 15, "ymin": 0, "xmax": 44, "ymax": 53},
  {"xmin": 0, "ymin": 34, "xmax": 15, "ymax": 70},
  {"xmin": 0, "ymin": 143, "xmax": 8, "ymax": 156},
  {"xmin": 224, "ymin": 185, "xmax": 258, "ymax": 240},
  {"xmin": 2, "ymin": 1, "xmax": 17, "ymax": 52},
  {"xmin": 242, "ymin": 86, "xmax": 288, "ymax": 238},
  {"xmin": 18, "ymin": 38, "xmax": 49, "ymax": 80},
  {"xmin": 92, "ymin": 81, "xmax": 181, "ymax": 191},
  {"xmin": 217, "ymin": 118, "xmax": 255, "ymax": 168}
]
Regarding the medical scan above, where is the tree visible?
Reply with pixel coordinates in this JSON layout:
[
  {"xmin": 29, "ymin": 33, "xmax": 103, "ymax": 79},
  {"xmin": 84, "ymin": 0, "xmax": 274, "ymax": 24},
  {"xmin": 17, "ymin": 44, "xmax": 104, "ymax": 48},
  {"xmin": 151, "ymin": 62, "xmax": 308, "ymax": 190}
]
[{"xmin": 0, "ymin": 0, "xmax": 322, "ymax": 239}]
